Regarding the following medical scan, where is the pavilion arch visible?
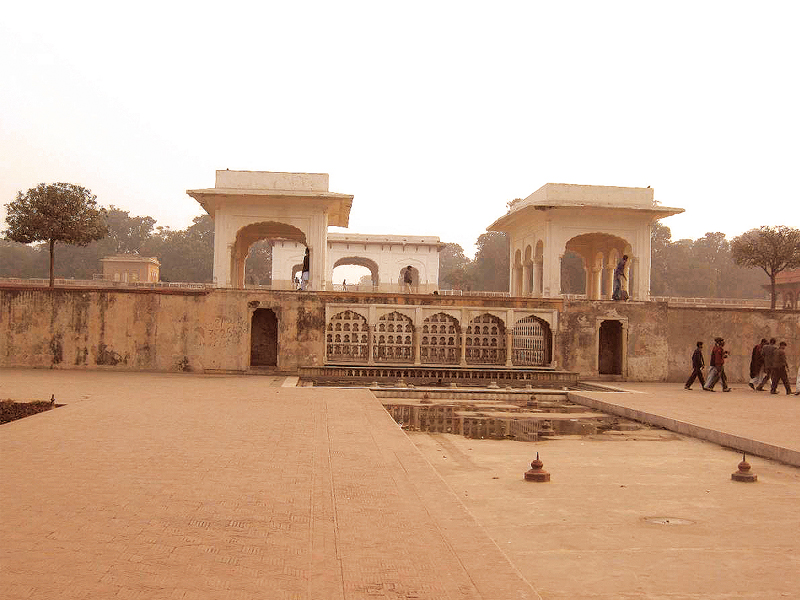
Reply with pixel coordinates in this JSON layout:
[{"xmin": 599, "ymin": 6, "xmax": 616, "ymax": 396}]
[
  {"xmin": 487, "ymin": 184, "xmax": 684, "ymax": 300},
  {"xmin": 291, "ymin": 263, "xmax": 303, "ymax": 286},
  {"xmin": 533, "ymin": 241, "xmax": 544, "ymax": 296},
  {"xmin": 231, "ymin": 221, "xmax": 307, "ymax": 290},
  {"xmin": 333, "ymin": 256, "xmax": 380, "ymax": 287},
  {"xmin": 523, "ymin": 245, "xmax": 534, "ymax": 296},
  {"xmin": 565, "ymin": 233, "xmax": 630, "ymax": 300},
  {"xmin": 398, "ymin": 265, "xmax": 420, "ymax": 289},
  {"xmin": 512, "ymin": 249, "xmax": 524, "ymax": 296},
  {"xmin": 187, "ymin": 170, "xmax": 353, "ymax": 290}
]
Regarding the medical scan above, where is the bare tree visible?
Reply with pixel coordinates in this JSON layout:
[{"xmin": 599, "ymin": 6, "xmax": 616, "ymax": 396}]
[{"xmin": 731, "ymin": 225, "xmax": 800, "ymax": 309}]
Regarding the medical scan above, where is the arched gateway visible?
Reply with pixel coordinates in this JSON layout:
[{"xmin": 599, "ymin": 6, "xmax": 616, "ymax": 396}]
[{"xmin": 187, "ymin": 170, "xmax": 353, "ymax": 289}]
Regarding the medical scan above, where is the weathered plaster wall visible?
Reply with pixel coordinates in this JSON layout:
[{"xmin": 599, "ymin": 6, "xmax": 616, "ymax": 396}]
[
  {"xmin": 1, "ymin": 286, "xmax": 797, "ymax": 382},
  {"xmin": 664, "ymin": 305, "xmax": 800, "ymax": 383},
  {"xmin": 0, "ymin": 287, "xmax": 326, "ymax": 373},
  {"xmin": 557, "ymin": 300, "xmax": 799, "ymax": 382},
  {"xmin": 556, "ymin": 301, "xmax": 672, "ymax": 380}
]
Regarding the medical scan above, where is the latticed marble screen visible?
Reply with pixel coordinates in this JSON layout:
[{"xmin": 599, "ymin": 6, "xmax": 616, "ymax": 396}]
[
  {"xmin": 374, "ymin": 311, "xmax": 414, "ymax": 363},
  {"xmin": 325, "ymin": 306, "xmax": 553, "ymax": 367},
  {"xmin": 511, "ymin": 315, "xmax": 550, "ymax": 366},
  {"xmin": 465, "ymin": 313, "xmax": 506, "ymax": 364},
  {"xmin": 421, "ymin": 312, "xmax": 460, "ymax": 364},
  {"xmin": 326, "ymin": 310, "xmax": 369, "ymax": 361}
]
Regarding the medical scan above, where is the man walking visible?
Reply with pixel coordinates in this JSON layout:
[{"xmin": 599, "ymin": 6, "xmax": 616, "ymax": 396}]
[
  {"xmin": 685, "ymin": 341, "xmax": 705, "ymax": 390},
  {"xmin": 749, "ymin": 338, "xmax": 767, "ymax": 390},
  {"xmin": 756, "ymin": 338, "xmax": 777, "ymax": 391},
  {"xmin": 795, "ymin": 364, "xmax": 800, "ymax": 396},
  {"xmin": 704, "ymin": 337, "xmax": 732, "ymax": 392},
  {"xmin": 770, "ymin": 342, "xmax": 793, "ymax": 395},
  {"xmin": 612, "ymin": 255, "xmax": 629, "ymax": 301}
]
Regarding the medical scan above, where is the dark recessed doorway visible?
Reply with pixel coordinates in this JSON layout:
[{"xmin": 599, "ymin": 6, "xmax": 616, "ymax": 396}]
[
  {"xmin": 598, "ymin": 319, "xmax": 623, "ymax": 375},
  {"xmin": 251, "ymin": 308, "xmax": 278, "ymax": 367}
]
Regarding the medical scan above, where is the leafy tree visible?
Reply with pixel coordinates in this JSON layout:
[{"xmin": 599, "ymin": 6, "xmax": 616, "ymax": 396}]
[
  {"xmin": 0, "ymin": 240, "xmax": 48, "ymax": 278},
  {"xmin": 245, "ymin": 240, "xmax": 273, "ymax": 285},
  {"xmin": 3, "ymin": 183, "xmax": 107, "ymax": 286},
  {"xmin": 649, "ymin": 222, "xmax": 673, "ymax": 296},
  {"xmin": 438, "ymin": 243, "xmax": 472, "ymax": 290},
  {"xmin": 141, "ymin": 215, "xmax": 214, "ymax": 283},
  {"xmin": 469, "ymin": 232, "xmax": 509, "ymax": 291},
  {"xmin": 731, "ymin": 225, "xmax": 800, "ymax": 309},
  {"xmin": 102, "ymin": 207, "xmax": 157, "ymax": 254}
]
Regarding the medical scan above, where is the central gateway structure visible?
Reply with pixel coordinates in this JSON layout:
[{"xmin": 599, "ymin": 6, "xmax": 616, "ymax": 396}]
[
  {"xmin": 187, "ymin": 170, "xmax": 354, "ymax": 290},
  {"xmin": 188, "ymin": 170, "xmax": 442, "ymax": 291}
]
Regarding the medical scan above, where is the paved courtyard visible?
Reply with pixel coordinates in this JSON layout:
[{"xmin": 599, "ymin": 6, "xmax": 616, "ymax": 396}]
[
  {"xmin": 2, "ymin": 369, "xmax": 800, "ymax": 599},
  {"xmin": 1, "ymin": 369, "xmax": 535, "ymax": 600}
]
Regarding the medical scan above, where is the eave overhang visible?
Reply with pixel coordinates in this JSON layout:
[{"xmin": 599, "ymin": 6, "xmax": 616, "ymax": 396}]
[{"xmin": 186, "ymin": 187, "xmax": 354, "ymax": 228}]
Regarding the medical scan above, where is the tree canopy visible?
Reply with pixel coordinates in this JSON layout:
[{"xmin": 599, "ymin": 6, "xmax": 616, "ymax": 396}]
[
  {"xmin": 3, "ymin": 183, "xmax": 107, "ymax": 286},
  {"xmin": 731, "ymin": 225, "xmax": 800, "ymax": 308}
]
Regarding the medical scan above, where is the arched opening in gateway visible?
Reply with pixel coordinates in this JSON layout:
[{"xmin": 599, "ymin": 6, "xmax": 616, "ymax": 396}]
[
  {"xmin": 332, "ymin": 256, "xmax": 380, "ymax": 289},
  {"xmin": 250, "ymin": 308, "xmax": 278, "ymax": 367},
  {"xmin": 233, "ymin": 221, "xmax": 307, "ymax": 289}
]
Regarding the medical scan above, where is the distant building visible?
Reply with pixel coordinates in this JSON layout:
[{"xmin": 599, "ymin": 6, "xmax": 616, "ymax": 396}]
[
  {"xmin": 766, "ymin": 268, "xmax": 800, "ymax": 309},
  {"xmin": 100, "ymin": 254, "xmax": 160, "ymax": 283}
]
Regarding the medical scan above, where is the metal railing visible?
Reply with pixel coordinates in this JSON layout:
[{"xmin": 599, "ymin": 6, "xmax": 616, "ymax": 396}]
[
  {"xmin": 0, "ymin": 277, "xmax": 213, "ymax": 290},
  {"xmin": 438, "ymin": 289, "xmax": 511, "ymax": 298},
  {"xmin": 649, "ymin": 296, "xmax": 771, "ymax": 308}
]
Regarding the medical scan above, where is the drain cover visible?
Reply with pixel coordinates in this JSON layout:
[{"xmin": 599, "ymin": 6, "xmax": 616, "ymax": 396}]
[{"xmin": 644, "ymin": 517, "xmax": 695, "ymax": 526}]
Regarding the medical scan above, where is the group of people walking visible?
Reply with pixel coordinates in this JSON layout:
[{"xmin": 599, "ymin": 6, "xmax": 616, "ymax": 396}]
[
  {"xmin": 685, "ymin": 337, "xmax": 798, "ymax": 395},
  {"xmin": 748, "ymin": 338, "xmax": 797, "ymax": 395}
]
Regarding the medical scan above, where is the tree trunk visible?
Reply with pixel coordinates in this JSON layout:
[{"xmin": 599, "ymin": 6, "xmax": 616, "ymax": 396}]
[
  {"xmin": 49, "ymin": 239, "xmax": 55, "ymax": 288},
  {"xmin": 770, "ymin": 272, "xmax": 776, "ymax": 309}
]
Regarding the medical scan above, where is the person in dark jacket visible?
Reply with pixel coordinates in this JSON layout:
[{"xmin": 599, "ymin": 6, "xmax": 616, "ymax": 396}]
[
  {"xmin": 770, "ymin": 342, "xmax": 792, "ymax": 395},
  {"xmin": 756, "ymin": 338, "xmax": 777, "ymax": 391},
  {"xmin": 685, "ymin": 341, "xmax": 705, "ymax": 390},
  {"xmin": 749, "ymin": 338, "xmax": 767, "ymax": 389},
  {"xmin": 612, "ymin": 255, "xmax": 629, "ymax": 300},
  {"xmin": 704, "ymin": 337, "xmax": 731, "ymax": 392},
  {"xmin": 300, "ymin": 248, "xmax": 310, "ymax": 291}
]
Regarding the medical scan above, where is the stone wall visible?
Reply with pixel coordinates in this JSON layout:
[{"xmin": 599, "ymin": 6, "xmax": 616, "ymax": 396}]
[
  {"xmin": 0, "ymin": 287, "xmax": 326, "ymax": 373},
  {"xmin": 1, "ymin": 286, "xmax": 797, "ymax": 382}
]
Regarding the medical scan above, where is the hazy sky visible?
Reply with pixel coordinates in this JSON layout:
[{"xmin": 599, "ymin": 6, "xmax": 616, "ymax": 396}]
[{"xmin": 2, "ymin": 1, "xmax": 799, "ymax": 263}]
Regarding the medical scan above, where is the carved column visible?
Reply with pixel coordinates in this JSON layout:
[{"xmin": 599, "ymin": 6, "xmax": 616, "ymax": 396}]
[
  {"xmin": 592, "ymin": 267, "xmax": 602, "ymax": 300},
  {"xmin": 605, "ymin": 266, "xmax": 615, "ymax": 299}
]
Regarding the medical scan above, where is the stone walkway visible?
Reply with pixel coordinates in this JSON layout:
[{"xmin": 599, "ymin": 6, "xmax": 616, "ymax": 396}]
[
  {"xmin": 0, "ymin": 369, "xmax": 537, "ymax": 600},
  {"xmin": 572, "ymin": 381, "xmax": 800, "ymax": 465}
]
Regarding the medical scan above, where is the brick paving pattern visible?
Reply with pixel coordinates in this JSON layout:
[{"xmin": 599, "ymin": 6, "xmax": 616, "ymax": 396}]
[{"xmin": 0, "ymin": 370, "xmax": 538, "ymax": 600}]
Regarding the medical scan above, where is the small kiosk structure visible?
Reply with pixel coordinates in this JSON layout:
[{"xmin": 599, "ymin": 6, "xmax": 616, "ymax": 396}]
[
  {"xmin": 100, "ymin": 254, "xmax": 160, "ymax": 283},
  {"xmin": 488, "ymin": 183, "xmax": 683, "ymax": 300},
  {"xmin": 187, "ymin": 171, "xmax": 353, "ymax": 289}
]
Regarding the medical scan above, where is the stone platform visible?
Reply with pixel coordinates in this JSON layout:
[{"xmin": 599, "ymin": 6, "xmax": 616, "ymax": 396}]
[
  {"xmin": 0, "ymin": 369, "xmax": 536, "ymax": 600},
  {"xmin": 2, "ymin": 369, "xmax": 800, "ymax": 599}
]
